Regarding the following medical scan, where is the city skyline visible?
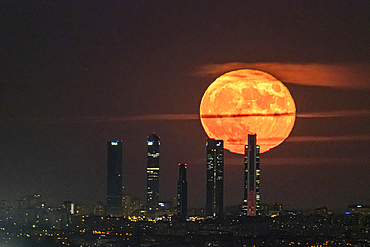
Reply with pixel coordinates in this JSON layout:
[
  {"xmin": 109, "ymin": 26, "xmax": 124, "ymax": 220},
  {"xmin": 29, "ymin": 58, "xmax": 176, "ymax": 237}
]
[
  {"xmin": 206, "ymin": 138, "xmax": 224, "ymax": 218},
  {"xmin": 146, "ymin": 133, "xmax": 160, "ymax": 216},
  {"xmin": 1, "ymin": 0, "xmax": 369, "ymax": 212},
  {"xmin": 106, "ymin": 140, "xmax": 123, "ymax": 216},
  {"xmin": 177, "ymin": 163, "xmax": 188, "ymax": 221},
  {"xmin": 243, "ymin": 134, "xmax": 261, "ymax": 216}
]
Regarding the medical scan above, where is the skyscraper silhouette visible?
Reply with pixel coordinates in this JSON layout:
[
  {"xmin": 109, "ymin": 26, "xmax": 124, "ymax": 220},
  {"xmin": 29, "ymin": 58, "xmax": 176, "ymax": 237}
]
[
  {"xmin": 206, "ymin": 138, "xmax": 224, "ymax": 218},
  {"xmin": 243, "ymin": 134, "xmax": 260, "ymax": 216},
  {"xmin": 177, "ymin": 163, "xmax": 188, "ymax": 221},
  {"xmin": 147, "ymin": 133, "xmax": 160, "ymax": 217},
  {"xmin": 107, "ymin": 141, "xmax": 123, "ymax": 216}
]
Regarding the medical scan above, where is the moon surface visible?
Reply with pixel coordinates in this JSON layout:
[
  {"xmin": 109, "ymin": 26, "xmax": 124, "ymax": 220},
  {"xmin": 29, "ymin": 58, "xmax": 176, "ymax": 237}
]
[{"xmin": 200, "ymin": 69, "xmax": 296, "ymax": 154}]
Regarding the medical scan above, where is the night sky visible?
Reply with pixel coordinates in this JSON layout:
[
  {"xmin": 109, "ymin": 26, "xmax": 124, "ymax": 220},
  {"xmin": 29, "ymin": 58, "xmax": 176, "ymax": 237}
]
[{"xmin": 1, "ymin": 0, "xmax": 369, "ymax": 212}]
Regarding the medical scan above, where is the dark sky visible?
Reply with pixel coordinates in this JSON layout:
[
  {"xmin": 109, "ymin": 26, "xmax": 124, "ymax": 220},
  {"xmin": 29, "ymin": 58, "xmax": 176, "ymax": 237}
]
[{"xmin": 1, "ymin": 0, "xmax": 369, "ymax": 212}]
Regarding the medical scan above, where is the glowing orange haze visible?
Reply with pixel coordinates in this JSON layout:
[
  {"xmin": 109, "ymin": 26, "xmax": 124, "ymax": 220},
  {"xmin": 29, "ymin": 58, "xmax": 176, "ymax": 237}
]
[
  {"xmin": 198, "ymin": 62, "xmax": 370, "ymax": 89},
  {"xmin": 200, "ymin": 69, "xmax": 296, "ymax": 154}
]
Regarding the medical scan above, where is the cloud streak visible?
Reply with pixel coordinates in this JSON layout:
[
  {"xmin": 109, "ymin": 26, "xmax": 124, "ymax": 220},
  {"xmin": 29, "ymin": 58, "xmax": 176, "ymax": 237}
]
[
  {"xmin": 297, "ymin": 109, "xmax": 370, "ymax": 118},
  {"xmin": 286, "ymin": 135, "xmax": 370, "ymax": 143},
  {"xmin": 21, "ymin": 112, "xmax": 370, "ymax": 146},
  {"xmin": 23, "ymin": 109, "xmax": 370, "ymax": 125},
  {"xmin": 197, "ymin": 62, "xmax": 370, "ymax": 88},
  {"xmin": 189, "ymin": 155, "xmax": 370, "ymax": 166},
  {"xmin": 199, "ymin": 109, "xmax": 370, "ymax": 119},
  {"xmin": 25, "ymin": 114, "xmax": 200, "ymax": 124},
  {"xmin": 225, "ymin": 156, "xmax": 370, "ymax": 166}
]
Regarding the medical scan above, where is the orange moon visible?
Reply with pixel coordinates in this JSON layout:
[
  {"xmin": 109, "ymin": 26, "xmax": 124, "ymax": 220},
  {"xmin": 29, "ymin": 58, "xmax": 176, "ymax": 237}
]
[{"xmin": 200, "ymin": 69, "xmax": 296, "ymax": 154}]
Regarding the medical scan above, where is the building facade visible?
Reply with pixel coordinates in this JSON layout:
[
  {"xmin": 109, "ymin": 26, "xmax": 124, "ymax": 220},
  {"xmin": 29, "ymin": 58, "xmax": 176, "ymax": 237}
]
[
  {"xmin": 206, "ymin": 138, "xmax": 224, "ymax": 218},
  {"xmin": 177, "ymin": 163, "xmax": 188, "ymax": 221},
  {"xmin": 107, "ymin": 141, "xmax": 123, "ymax": 216},
  {"xmin": 147, "ymin": 133, "xmax": 160, "ymax": 216},
  {"xmin": 243, "ymin": 134, "xmax": 260, "ymax": 216}
]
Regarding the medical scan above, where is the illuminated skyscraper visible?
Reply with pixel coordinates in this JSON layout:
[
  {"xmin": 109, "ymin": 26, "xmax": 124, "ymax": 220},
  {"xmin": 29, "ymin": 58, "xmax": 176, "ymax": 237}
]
[
  {"xmin": 206, "ymin": 138, "xmax": 224, "ymax": 218},
  {"xmin": 177, "ymin": 163, "xmax": 187, "ymax": 221},
  {"xmin": 107, "ymin": 141, "xmax": 123, "ymax": 216},
  {"xmin": 147, "ymin": 133, "xmax": 160, "ymax": 216},
  {"xmin": 243, "ymin": 134, "xmax": 261, "ymax": 216}
]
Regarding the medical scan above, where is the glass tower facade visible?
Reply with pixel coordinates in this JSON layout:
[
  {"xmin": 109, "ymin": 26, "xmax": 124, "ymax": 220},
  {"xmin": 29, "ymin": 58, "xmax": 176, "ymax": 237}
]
[
  {"xmin": 177, "ymin": 163, "xmax": 188, "ymax": 221},
  {"xmin": 243, "ymin": 134, "xmax": 261, "ymax": 216},
  {"xmin": 206, "ymin": 138, "xmax": 224, "ymax": 218},
  {"xmin": 147, "ymin": 133, "xmax": 160, "ymax": 217},
  {"xmin": 107, "ymin": 141, "xmax": 123, "ymax": 216}
]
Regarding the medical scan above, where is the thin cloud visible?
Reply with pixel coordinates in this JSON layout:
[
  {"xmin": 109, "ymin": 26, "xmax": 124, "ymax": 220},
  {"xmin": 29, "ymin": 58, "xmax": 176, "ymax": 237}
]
[
  {"xmin": 262, "ymin": 156, "xmax": 370, "ymax": 166},
  {"xmin": 297, "ymin": 109, "xmax": 370, "ymax": 118},
  {"xmin": 197, "ymin": 62, "xmax": 370, "ymax": 89},
  {"xmin": 23, "ymin": 109, "xmax": 370, "ymax": 125},
  {"xmin": 201, "ymin": 113, "xmax": 295, "ymax": 118},
  {"xmin": 24, "ymin": 114, "xmax": 200, "ymax": 124},
  {"xmin": 286, "ymin": 135, "xmax": 370, "ymax": 143},
  {"xmin": 225, "ymin": 156, "xmax": 370, "ymax": 166},
  {"xmin": 192, "ymin": 156, "xmax": 370, "ymax": 166},
  {"xmin": 198, "ymin": 109, "xmax": 370, "ymax": 118}
]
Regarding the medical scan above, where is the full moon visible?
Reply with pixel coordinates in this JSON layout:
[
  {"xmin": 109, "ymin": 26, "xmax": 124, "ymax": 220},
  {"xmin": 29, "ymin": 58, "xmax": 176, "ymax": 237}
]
[{"xmin": 200, "ymin": 69, "xmax": 296, "ymax": 154}]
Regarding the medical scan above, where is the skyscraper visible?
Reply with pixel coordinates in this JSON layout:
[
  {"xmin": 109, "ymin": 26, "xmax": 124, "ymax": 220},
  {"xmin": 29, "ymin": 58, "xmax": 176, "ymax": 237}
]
[
  {"xmin": 206, "ymin": 138, "xmax": 224, "ymax": 218},
  {"xmin": 177, "ymin": 163, "xmax": 188, "ymax": 221},
  {"xmin": 243, "ymin": 134, "xmax": 260, "ymax": 216},
  {"xmin": 147, "ymin": 133, "xmax": 160, "ymax": 216},
  {"xmin": 107, "ymin": 141, "xmax": 123, "ymax": 216}
]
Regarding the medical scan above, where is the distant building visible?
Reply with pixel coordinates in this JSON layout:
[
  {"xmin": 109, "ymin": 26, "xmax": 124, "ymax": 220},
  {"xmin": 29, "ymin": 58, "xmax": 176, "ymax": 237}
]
[
  {"xmin": 269, "ymin": 203, "xmax": 283, "ymax": 216},
  {"xmin": 107, "ymin": 141, "xmax": 123, "ymax": 216},
  {"xmin": 243, "ymin": 134, "xmax": 260, "ymax": 216},
  {"xmin": 272, "ymin": 202, "xmax": 283, "ymax": 211},
  {"xmin": 62, "ymin": 201, "xmax": 74, "ymax": 225},
  {"xmin": 347, "ymin": 205, "xmax": 370, "ymax": 215},
  {"xmin": 22, "ymin": 194, "xmax": 43, "ymax": 208},
  {"xmin": 177, "ymin": 163, "xmax": 188, "ymax": 221},
  {"xmin": 122, "ymin": 194, "xmax": 132, "ymax": 217},
  {"xmin": 94, "ymin": 202, "xmax": 105, "ymax": 216},
  {"xmin": 74, "ymin": 203, "xmax": 93, "ymax": 216},
  {"xmin": 206, "ymin": 138, "xmax": 224, "ymax": 218},
  {"xmin": 63, "ymin": 201, "xmax": 75, "ymax": 214},
  {"xmin": 258, "ymin": 203, "xmax": 270, "ymax": 217},
  {"xmin": 311, "ymin": 206, "xmax": 329, "ymax": 217},
  {"xmin": 147, "ymin": 133, "xmax": 160, "ymax": 217}
]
